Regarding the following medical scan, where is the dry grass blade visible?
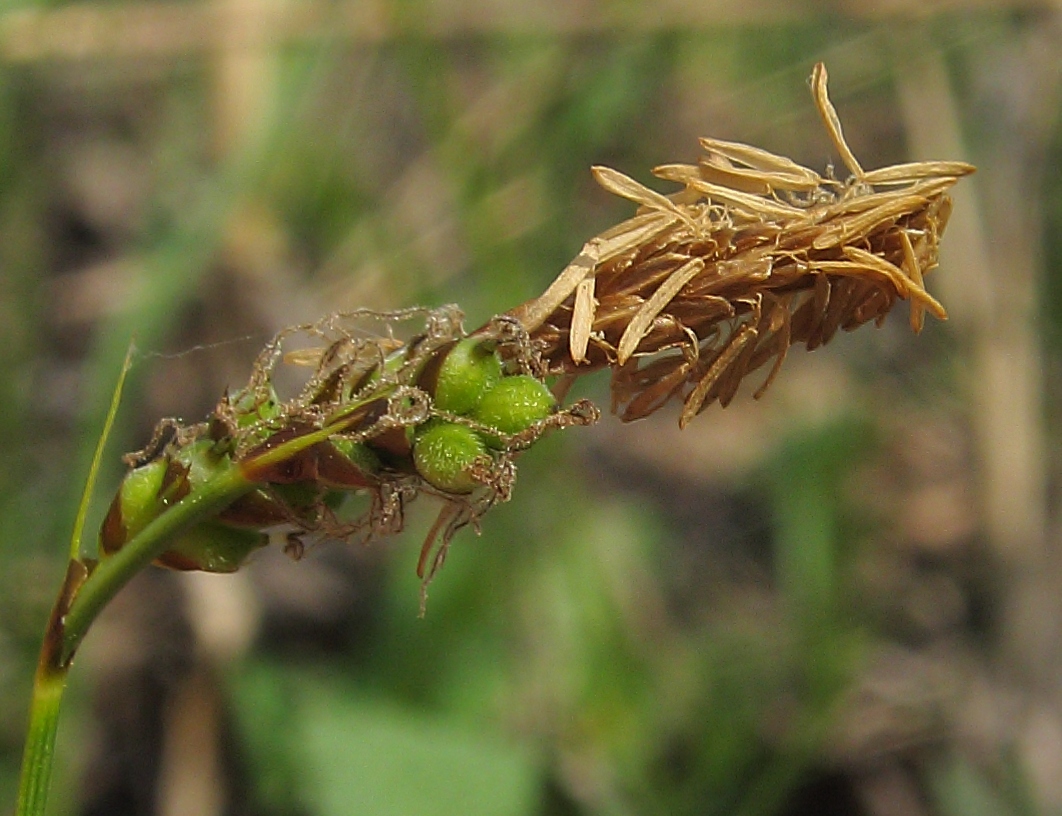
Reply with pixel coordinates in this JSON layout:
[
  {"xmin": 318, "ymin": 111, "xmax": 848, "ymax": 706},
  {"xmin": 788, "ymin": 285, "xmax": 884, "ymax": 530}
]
[
  {"xmin": 508, "ymin": 62, "xmax": 975, "ymax": 425},
  {"xmin": 594, "ymin": 212, "xmax": 679, "ymax": 266},
  {"xmin": 689, "ymin": 136, "xmax": 825, "ymax": 194},
  {"xmin": 681, "ymin": 176, "xmax": 807, "ymax": 220},
  {"xmin": 680, "ymin": 322, "xmax": 759, "ymax": 428},
  {"xmin": 698, "ymin": 135, "xmax": 825, "ymax": 184},
  {"xmin": 861, "ymin": 161, "xmax": 978, "ymax": 186},
  {"xmin": 899, "ymin": 230, "xmax": 927, "ymax": 332}
]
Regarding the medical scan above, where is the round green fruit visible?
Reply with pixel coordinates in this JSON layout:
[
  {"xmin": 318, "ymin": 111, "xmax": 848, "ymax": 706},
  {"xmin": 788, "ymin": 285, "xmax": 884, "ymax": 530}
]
[
  {"xmin": 100, "ymin": 458, "xmax": 168, "ymax": 555},
  {"xmin": 117, "ymin": 458, "xmax": 168, "ymax": 537},
  {"xmin": 433, "ymin": 338, "xmax": 502, "ymax": 415},
  {"xmin": 412, "ymin": 421, "xmax": 488, "ymax": 494},
  {"xmin": 229, "ymin": 385, "xmax": 281, "ymax": 445},
  {"xmin": 473, "ymin": 375, "xmax": 556, "ymax": 446}
]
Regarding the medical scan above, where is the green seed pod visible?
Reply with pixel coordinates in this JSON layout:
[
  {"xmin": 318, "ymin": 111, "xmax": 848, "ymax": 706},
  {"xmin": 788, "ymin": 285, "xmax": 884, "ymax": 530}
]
[
  {"xmin": 473, "ymin": 375, "xmax": 557, "ymax": 447},
  {"xmin": 231, "ymin": 383, "xmax": 279, "ymax": 421},
  {"xmin": 223, "ymin": 384, "xmax": 282, "ymax": 447},
  {"xmin": 173, "ymin": 438, "xmax": 226, "ymax": 485},
  {"xmin": 156, "ymin": 522, "xmax": 269, "ymax": 573},
  {"xmin": 412, "ymin": 421, "xmax": 488, "ymax": 494},
  {"xmin": 432, "ymin": 338, "xmax": 502, "ymax": 415},
  {"xmin": 99, "ymin": 458, "xmax": 169, "ymax": 555}
]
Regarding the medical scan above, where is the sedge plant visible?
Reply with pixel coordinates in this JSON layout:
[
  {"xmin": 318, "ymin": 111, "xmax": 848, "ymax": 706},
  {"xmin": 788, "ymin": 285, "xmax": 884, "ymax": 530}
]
[{"xmin": 14, "ymin": 64, "xmax": 973, "ymax": 816}]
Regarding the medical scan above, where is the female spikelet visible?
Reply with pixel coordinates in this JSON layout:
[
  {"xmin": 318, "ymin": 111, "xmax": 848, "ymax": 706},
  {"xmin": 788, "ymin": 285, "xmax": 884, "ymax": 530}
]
[{"xmin": 508, "ymin": 63, "xmax": 975, "ymax": 427}]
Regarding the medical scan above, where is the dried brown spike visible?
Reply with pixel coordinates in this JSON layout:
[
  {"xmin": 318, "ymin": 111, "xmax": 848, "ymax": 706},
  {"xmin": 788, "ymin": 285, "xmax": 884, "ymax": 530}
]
[{"xmin": 508, "ymin": 63, "xmax": 975, "ymax": 425}]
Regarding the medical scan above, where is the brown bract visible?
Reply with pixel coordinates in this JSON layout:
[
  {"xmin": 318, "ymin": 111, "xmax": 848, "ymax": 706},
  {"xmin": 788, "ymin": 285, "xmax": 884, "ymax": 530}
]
[{"xmin": 508, "ymin": 63, "xmax": 975, "ymax": 427}]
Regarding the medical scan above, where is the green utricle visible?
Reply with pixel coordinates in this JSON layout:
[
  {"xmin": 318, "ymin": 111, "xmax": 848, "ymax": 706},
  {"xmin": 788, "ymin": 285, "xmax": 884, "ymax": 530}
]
[
  {"xmin": 412, "ymin": 420, "xmax": 488, "ymax": 494},
  {"xmin": 104, "ymin": 458, "xmax": 168, "ymax": 551},
  {"xmin": 473, "ymin": 375, "xmax": 557, "ymax": 447},
  {"xmin": 432, "ymin": 338, "xmax": 503, "ymax": 415}
]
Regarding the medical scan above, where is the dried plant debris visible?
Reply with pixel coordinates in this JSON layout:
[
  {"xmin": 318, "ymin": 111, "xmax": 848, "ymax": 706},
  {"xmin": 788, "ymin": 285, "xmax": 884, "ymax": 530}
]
[
  {"xmin": 509, "ymin": 63, "xmax": 974, "ymax": 427},
  {"xmin": 101, "ymin": 307, "xmax": 597, "ymax": 604}
]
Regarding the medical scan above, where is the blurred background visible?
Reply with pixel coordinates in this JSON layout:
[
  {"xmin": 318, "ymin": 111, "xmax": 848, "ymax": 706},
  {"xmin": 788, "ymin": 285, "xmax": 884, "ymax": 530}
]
[{"xmin": 1, "ymin": 1, "xmax": 1060, "ymax": 814}]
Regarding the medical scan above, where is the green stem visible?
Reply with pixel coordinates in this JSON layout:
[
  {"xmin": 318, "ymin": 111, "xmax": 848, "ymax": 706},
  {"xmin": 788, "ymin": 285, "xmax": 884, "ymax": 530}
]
[
  {"xmin": 16, "ymin": 666, "xmax": 68, "ymax": 816},
  {"xmin": 59, "ymin": 461, "xmax": 254, "ymax": 665},
  {"xmin": 15, "ymin": 462, "xmax": 256, "ymax": 816}
]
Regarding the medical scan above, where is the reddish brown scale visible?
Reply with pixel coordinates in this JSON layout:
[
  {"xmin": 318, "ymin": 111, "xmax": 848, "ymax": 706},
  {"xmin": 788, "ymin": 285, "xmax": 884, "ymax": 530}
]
[
  {"xmin": 315, "ymin": 442, "xmax": 382, "ymax": 489},
  {"xmin": 413, "ymin": 338, "xmax": 460, "ymax": 397},
  {"xmin": 98, "ymin": 497, "xmax": 125, "ymax": 557},
  {"xmin": 364, "ymin": 426, "xmax": 414, "ymax": 465},
  {"xmin": 216, "ymin": 489, "xmax": 294, "ymax": 528}
]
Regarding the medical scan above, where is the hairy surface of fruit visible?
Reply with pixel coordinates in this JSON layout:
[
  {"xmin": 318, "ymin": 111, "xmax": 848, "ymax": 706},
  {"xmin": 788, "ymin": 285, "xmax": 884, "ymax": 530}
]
[
  {"xmin": 433, "ymin": 338, "xmax": 503, "ymax": 415},
  {"xmin": 412, "ymin": 421, "xmax": 489, "ymax": 494},
  {"xmin": 474, "ymin": 375, "xmax": 557, "ymax": 446}
]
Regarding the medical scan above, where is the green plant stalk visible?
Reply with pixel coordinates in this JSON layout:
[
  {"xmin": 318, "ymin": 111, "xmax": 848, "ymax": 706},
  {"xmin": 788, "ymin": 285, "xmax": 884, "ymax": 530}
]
[
  {"xmin": 59, "ymin": 461, "xmax": 255, "ymax": 664},
  {"xmin": 70, "ymin": 343, "xmax": 135, "ymax": 563},
  {"xmin": 16, "ymin": 462, "xmax": 257, "ymax": 816},
  {"xmin": 16, "ymin": 665, "xmax": 66, "ymax": 816},
  {"xmin": 14, "ymin": 396, "xmax": 396, "ymax": 816}
]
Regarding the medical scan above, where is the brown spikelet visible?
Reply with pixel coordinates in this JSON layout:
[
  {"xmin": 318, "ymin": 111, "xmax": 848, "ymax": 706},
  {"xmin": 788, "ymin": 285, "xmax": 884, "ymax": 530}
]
[{"xmin": 508, "ymin": 63, "xmax": 975, "ymax": 427}]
